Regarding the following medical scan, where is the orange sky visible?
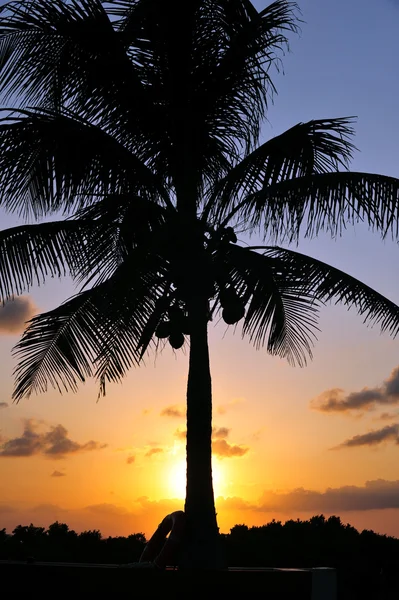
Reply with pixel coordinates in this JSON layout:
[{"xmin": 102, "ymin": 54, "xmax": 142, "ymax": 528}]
[
  {"xmin": 2, "ymin": 0, "xmax": 399, "ymax": 541},
  {"xmin": 1, "ymin": 250, "xmax": 399, "ymax": 539}
]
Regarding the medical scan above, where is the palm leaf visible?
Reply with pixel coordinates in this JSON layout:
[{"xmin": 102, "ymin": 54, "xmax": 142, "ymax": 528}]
[
  {"xmin": 0, "ymin": 192, "xmax": 168, "ymax": 301},
  {"xmin": 217, "ymin": 244, "xmax": 318, "ymax": 366},
  {"xmin": 0, "ymin": 219, "xmax": 91, "ymax": 300},
  {"xmin": 72, "ymin": 193, "xmax": 169, "ymax": 287},
  {"xmin": 13, "ymin": 250, "xmax": 170, "ymax": 401},
  {"xmin": 0, "ymin": 0, "xmax": 174, "ymax": 167},
  {"xmin": 107, "ymin": 1, "xmax": 299, "ymax": 189},
  {"xmin": 12, "ymin": 287, "xmax": 107, "ymax": 401},
  {"xmin": 0, "ymin": 0, "xmax": 144, "ymax": 110},
  {"xmin": 0, "ymin": 108, "xmax": 170, "ymax": 217},
  {"xmin": 207, "ymin": 117, "xmax": 356, "ymax": 220},
  {"xmin": 195, "ymin": 0, "xmax": 299, "ymax": 154},
  {"xmin": 218, "ymin": 243, "xmax": 399, "ymax": 366},
  {"xmin": 231, "ymin": 171, "xmax": 399, "ymax": 241},
  {"xmin": 259, "ymin": 246, "xmax": 399, "ymax": 335}
]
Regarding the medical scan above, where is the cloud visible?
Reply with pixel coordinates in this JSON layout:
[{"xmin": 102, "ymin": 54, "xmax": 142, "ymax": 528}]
[
  {"xmin": 216, "ymin": 496, "xmax": 256, "ymax": 511},
  {"xmin": 51, "ymin": 470, "xmax": 66, "ymax": 477},
  {"xmin": 212, "ymin": 439, "xmax": 249, "ymax": 459},
  {"xmin": 311, "ymin": 367, "xmax": 399, "ymax": 414},
  {"xmin": 174, "ymin": 428, "xmax": 187, "ymax": 440},
  {"xmin": 145, "ymin": 447, "xmax": 163, "ymax": 458},
  {"xmin": 251, "ymin": 428, "xmax": 264, "ymax": 441},
  {"xmin": 334, "ymin": 424, "xmax": 399, "ymax": 449},
  {"xmin": 377, "ymin": 412, "xmax": 399, "ymax": 421},
  {"xmin": 212, "ymin": 427, "xmax": 230, "ymax": 439},
  {"xmin": 0, "ymin": 503, "xmax": 16, "ymax": 514},
  {"xmin": 173, "ymin": 427, "xmax": 246, "ymax": 458},
  {"xmin": 126, "ymin": 455, "xmax": 135, "ymax": 465},
  {"xmin": 0, "ymin": 402, "xmax": 8, "ymax": 409},
  {"xmin": 257, "ymin": 479, "xmax": 399, "ymax": 512},
  {"xmin": 216, "ymin": 399, "xmax": 243, "ymax": 415},
  {"xmin": 160, "ymin": 405, "xmax": 185, "ymax": 418},
  {"xmin": 0, "ymin": 296, "xmax": 38, "ymax": 334},
  {"xmin": 174, "ymin": 426, "xmax": 231, "ymax": 441},
  {"xmin": 85, "ymin": 503, "xmax": 130, "ymax": 517},
  {"xmin": 0, "ymin": 420, "xmax": 107, "ymax": 459}
]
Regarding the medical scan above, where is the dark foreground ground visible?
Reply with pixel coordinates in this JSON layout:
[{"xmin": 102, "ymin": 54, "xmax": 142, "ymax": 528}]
[{"xmin": 0, "ymin": 561, "xmax": 397, "ymax": 599}]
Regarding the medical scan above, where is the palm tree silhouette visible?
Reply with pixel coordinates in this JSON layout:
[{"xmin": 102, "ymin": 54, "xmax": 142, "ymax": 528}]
[{"xmin": 1, "ymin": 0, "xmax": 399, "ymax": 568}]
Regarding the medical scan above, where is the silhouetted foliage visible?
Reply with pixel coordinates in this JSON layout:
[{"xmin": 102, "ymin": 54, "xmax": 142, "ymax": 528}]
[
  {"xmin": 224, "ymin": 515, "xmax": 399, "ymax": 598},
  {"xmin": 0, "ymin": 521, "xmax": 146, "ymax": 564},
  {"xmin": 1, "ymin": 516, "xmax": 399, "ymax": 596},
  {"xmin": 1, "ymin": 516, "xmax": 398, "ymax": 568}
]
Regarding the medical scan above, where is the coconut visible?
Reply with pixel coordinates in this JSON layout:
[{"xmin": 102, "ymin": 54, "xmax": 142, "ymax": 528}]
[
  {"xmin": 222, "ymin": 303, "xmax": 245, "ymax": 325},
  {"xmin": 155, "ymin": 320, "xmax": 171, "ymax": 339},
  {"xmin": 169, "ymin": 331, "xmax": 185, "ymax": 349},
  {"xmin": 219, "ymin": 286, "xmax": 238, "ymax": 307}
]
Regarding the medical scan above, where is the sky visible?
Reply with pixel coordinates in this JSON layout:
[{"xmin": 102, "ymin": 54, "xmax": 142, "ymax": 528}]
[{"xmin": 2, "ymin": 0, "xmax": 399, "ymax": 540}]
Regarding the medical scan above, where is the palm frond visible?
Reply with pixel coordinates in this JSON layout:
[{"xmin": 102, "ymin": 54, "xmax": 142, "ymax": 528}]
[
  {"xmin": 0, "ymin": 0, "xmax": 182, "ymax": 171},
  {"xmin": 0, "ymin": 219, "xmax": 92, "ymax": 300},
  {"xmin": 0, "ymin": 1, "xmax": 134, "ymax": 107},
  {"xmin": 230, "ymin": 171, "xmax": 399, "ymax": 241},
  {"xmin": 259, "ymin": 246, "xmax": 399, "ymax": 336},
  {"xmin": 0, "ymin": 108, "xmax": 170, "ymax": 217},
  {"xmin": 13, "ymin": 287, "xmax": 106, "ymax": 401},
  {"xmin": 92, "ymin": 252, "xmax": 171, "ymax": 397},
  {"xmin": 0, "ymin": 192, "xmax": 168, "ymax": 302},
  {"xmin": 13, "ymin": 251, "xmax": 170, "ymax": 401},
  {"xmin": 107, "ymin": 1, "xmax": 299, "ymax": 193},
  {"xmin": 72, "ymin": 193, "xmax": 169, "ymax": 287},
  {"xmin": 217, "ymin": 242, "xmax": 399, "ymax": 365},
  {"xmin": 215, "ymin": 244, "xmax": 319, "ymax": 366},
  {"xmin": 207, "ymin": 117, "xmax": 356, "ymax": 220},
  {"xmin": 195, "ymin": 0, "xmax": 300, "ymax": 154}
]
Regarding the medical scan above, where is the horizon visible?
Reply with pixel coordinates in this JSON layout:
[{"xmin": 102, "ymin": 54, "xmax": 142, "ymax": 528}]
[{"xmin": 1, "ymin": 0, "xmax": 399, "ymax": 541}]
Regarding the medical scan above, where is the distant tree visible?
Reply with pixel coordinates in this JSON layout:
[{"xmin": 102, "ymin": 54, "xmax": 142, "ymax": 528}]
[
  {"xmin": 79, "ymin": 529, "xmax": 102, "ymax": 541},
  {"xmin": 12, "ymin": 524, "xmax": 46, "ymax": 543},
  {"xmin": 47, "ymin": 521, "xmax": 76, "ymax": 540}
]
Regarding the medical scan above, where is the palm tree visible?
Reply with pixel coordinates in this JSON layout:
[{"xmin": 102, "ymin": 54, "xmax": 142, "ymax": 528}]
[{"xmin": 1, "ymin": 0, "xmax": 399, "ymax": 568}]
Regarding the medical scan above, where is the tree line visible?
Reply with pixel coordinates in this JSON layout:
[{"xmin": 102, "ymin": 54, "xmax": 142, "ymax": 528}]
[{"xmin": 1, "ymin": 514, "xmax": 398, "ymax": 569}]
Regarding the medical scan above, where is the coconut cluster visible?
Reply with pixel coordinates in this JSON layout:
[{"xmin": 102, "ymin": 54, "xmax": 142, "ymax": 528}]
[
  {"xmin": 155, "ymin": 305, "xmax": 189, "ymax": 349},
  {"xmin": 219, "ymin": 286, "xmax": 245, "ymax": 324}
]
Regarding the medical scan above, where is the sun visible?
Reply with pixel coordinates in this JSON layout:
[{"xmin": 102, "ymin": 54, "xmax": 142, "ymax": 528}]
[{"xmin": 167, "ymin": 459, "xmax": 225, "ymax": 499}]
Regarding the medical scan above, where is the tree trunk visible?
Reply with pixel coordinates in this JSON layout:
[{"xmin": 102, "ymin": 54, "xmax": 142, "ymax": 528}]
[{"xmin": 180, "ymin": 294, "xmax": 227, "ymax": 570}]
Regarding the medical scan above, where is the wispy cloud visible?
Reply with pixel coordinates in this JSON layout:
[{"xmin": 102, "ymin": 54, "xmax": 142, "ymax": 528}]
[
  {"xmin": 257, "ymin": 479, "xmax": 399, "ymax": 512},
  {"xmin": 0, "ymin": 420, "xmax": 107, "ymax": 459},
  {"xmin": 311, "ymin": 367, "xmax": 399, "ymax": 414},
  {"xmin": 160, "ymin": 405, "xmax": 185, "ymax": 418},
  {"xmin": 145, "ymin": 447, "xmax": 164, "ymax": 458},
  {"xmin": 174, "ymin": 428, "xmax": 187, "ymax": 440},
  {"xmin": 126, "ymin": 455, "xmax": 135, "ymax": 465},
  {"xmin": 212, "ymin": 439, "xmax": 249, "ymax": 459},
  {"xmin": 174, "ymin": 426, "xmax": 230, "ymax": 441},
  {"xmin": 376, "ymin": 412, "xmax": 399, "ymax": 421},
  {"xmin": 0, "ymin": 296, "xmax": 38, "ymax": 335},
  {"xmin": 212, "ymin": 427, "xmax": 230, "ymax": 439},
  {"xmin": 216, "ymin": 398, "xmax": 243, "ymax": 415},
  {"xmin": 51, "ymin": 470, "xmax": 66, "ymax": 477},
  {"xmin": 333, "ymin": 424, "xmax": 399, "ymax": 449},
  {"xmin": 173, "ymin": 426, "xmax": 247, "ymax": 458}
]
